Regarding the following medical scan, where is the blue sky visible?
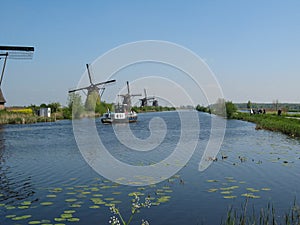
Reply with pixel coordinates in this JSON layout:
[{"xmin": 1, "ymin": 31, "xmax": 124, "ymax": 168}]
[{"xmin": 1, "ymin": 0, "xmax": 299, "ymax": 106}]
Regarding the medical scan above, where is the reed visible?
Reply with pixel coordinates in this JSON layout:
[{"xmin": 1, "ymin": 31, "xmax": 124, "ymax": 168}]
[{"xmin": 221, "ymin": 199, "xmax": 300, "ymax": 225}]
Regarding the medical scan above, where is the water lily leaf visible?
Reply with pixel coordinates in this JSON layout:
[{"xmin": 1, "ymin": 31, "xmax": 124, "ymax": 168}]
[
  {"xmin": 5, "ymin": 215, "xmax": 16, "ymax": 218},
  {"xmin": 67, "ymin": 218, "xmax": 80, "ymax": 222},
  {"xmin": 89, "ymin": 205, "xmax": 100, "ymax": 209},
  {"xmin": 246, "ymin": 188, "xmax": 260, "ymax": 192},
  {"xmin": 65, "ymin": 199, "xmax": 77, "ymax": 202},
  {"xmin": 21, "ymin": 201, "xmax": 32, "ymax": 205},
  {"xmin": 241, "ymin": 193, "xmax": 261, "ymax": 199},
  {"xmin": 46, "ymin": 194, "xmax": 57, "ymax": 198},
  {"xmin": 223, "ymin": 195, "xmax": 237, "ymax": 199},
  {"xmin": 61, "ymin": 213, "xmax": 73, "ymax": 219},
  {"xmin": 157, "ymin": 196, "xmax": 171, "ymax": 203},
  {"xmin": 64, "ymin": 210, "xmax": 76, "ymax": 214},
  {"xmin": 70, "ymin": 204, "xmax": 81, "ymax": 208},
  {"xmin": 100, "ymin": 185, "xmax": 111, "ymax": 189},
  {"xmin": 261, "ymin": 188, "xmax": 271, "ymax": 191},
  {"xmin": 40, "ymin": 202, "xmax": 53, "ymax": 206},
  {"xmin": 50, "ymin": 188, "xmax": 63, "ymax": 193},
  {"xmin": 90, "ymin": 187, "xmax": 99, "ymax": 192},
  {"xmin": 12, "ymin": 215, "xmax": 32, "ymax": 220},
  {"xmin": 221, "ymin": 191, "xmax": 232, "ymax": 195},
  {"xmin": 208, "ymin": 188, "xmax": 218, "ymax": 193},
  {"xmin": 54, "ymin": 217, "xmax": 66, "ymax": 222},
  {"xmin": 207, "ymin": 179, "xmax": 218, "ymax": 183},
  {"xmin": 6, "ymin": 206, "xmax": 16, "ymax": 210},
  {"xmin": 28, "ymin": 221, "xmax": 41, "ymax": 224},
  {"xmin": 18, "ymin": 205, "xmax": 30, "ymax": 209}
]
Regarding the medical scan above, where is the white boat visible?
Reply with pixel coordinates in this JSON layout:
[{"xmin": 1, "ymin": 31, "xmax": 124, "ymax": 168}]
[
  {"xmin": 101, "ymin": 81, "xmax": 141, "ymax": 124},
  {"xmin": 101, "ymin": 103, "xmax": 138, "ymax": 124}
]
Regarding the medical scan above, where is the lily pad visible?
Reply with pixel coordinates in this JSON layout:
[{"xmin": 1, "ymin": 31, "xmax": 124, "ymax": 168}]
[
  {"xmin": 12, "ymin": 215, "xmax": 32, "ymax": 220},
  {"xmin": 28, "ymin": 221, "xmax": 41, "ymax": 224},
  {"xmin": 40, "ymin": 202, "xmax": 54, "ymax": 206},
  {"xmin": 223, "ymin": 195, "xmax": 237, "ymax": 199},
  {"xmin": 67, "ymin": 218, "xmax": 80, "ymax": 222}
]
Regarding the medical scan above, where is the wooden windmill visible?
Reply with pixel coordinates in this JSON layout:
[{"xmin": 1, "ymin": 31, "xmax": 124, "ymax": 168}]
[
  {"xmin": 0, "ymin": 46, "xmax": 34, "ymax": 109},
  {"xmin": 118, "ymin": 81, "xmax": 142, "ymax": 110},
  {"xmin": 140, "ymin": 88, "xmax": 158, "ymax": 107},
  {"xmin": 68, "ymin": 64, "xmax": 116, "ymax": 110}
]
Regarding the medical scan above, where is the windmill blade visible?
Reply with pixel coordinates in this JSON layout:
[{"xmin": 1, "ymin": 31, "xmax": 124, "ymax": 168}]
[
  {"xmin": 126, "ymin": 81, "xmax": 130, "ymax": 95},
  {"xmin": 86, "ymin": 64, "xmax": 93, "ymax": 85},
  {"xmin": 131, "ymin": 94, "xmax": 142, "ymax": 97},
  {"xmin": 0, "ymin": 46, "xmax": 34, "ymax": 60},
  {"xmin": 68, "ymin": 85, "xmax": 91, "ymax": 93},
  {"xmin": 93, "ymin": 79, "xmax": 116, "ymax": 87}
]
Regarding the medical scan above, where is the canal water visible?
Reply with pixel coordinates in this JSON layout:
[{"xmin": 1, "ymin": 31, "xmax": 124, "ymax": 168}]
[{"xmin": 0, "ymin": 111, "xmax": 300, "ymax": 225}]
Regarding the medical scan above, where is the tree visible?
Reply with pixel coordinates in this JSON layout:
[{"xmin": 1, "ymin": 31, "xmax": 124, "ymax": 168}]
[
  {"xmin": 247, "ymin": 100, "xmax": 252, "ymax": 109},
  {"xmin": 48, "ymin": 102, "xmax": 61, "ymax": 113},
  {"xmin": 68, "ymin": 93, "xmax": 84, "ymax": 119},
  {"xmin": 225, "ymin": 101, "xmax": 237, "ymax": 119}
]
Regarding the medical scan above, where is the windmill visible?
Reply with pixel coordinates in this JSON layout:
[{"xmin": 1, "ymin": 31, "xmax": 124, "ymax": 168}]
[
  {"xmin": 118, "ymin": 81, "xmax": 142, "ymax": 110},
  {"xmin": 68, "ymin": 64, "xmax": 116, "ymax": 110},
  {"xmin": 0, "ymin": 46, "xmax": 34, "ymax": 109},
  {"xmin": 140, "ymin": 88, "xmax": 158, "ymax": 107}
]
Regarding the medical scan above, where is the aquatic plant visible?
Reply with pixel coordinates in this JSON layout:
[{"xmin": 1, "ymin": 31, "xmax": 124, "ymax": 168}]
[
  {"xmin": 109, "ymin": 193, "xmax": 151, "ymax": 225},
  {"xmin": 221, "ymin": 198, "xmax": 300, "ymax": 225}
]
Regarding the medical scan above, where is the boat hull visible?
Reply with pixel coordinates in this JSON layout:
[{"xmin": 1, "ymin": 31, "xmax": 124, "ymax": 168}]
[{"xmin": 101, "ymin": 114, "xmax": 138, "ymax": 124}]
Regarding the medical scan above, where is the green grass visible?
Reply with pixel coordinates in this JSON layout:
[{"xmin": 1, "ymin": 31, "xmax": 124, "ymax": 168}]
[
  {"xmin": 0, "ymin": 110, "xmax": 56, "ymax": 124},
  {"xmin": 232, "ymin": 112, "xmax": 300, "ymax": 138}
]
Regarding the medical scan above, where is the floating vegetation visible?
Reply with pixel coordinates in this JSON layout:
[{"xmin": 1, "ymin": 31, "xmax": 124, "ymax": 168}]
[
  {"xmin": 241, "ymin": 193, "xmax": 261, "ymax": 199},
  {"xmin": 1, "ymin": 174, "xmax": 181, "ymax": 225},
  {"xmin": 223, "ymin": 195, "xmax": 237, "ymax": 199},
  {"xmin": 246, "ymin": 187, "xmax": 260, "ymax": 192},
  {"xmin": 207, "ymin": 179, "xmax": 218, "ymax": 183},
  {"xmin": 40, "ymin": 202, "xmax": 54, "ymax": 206},
  {"xmin": 11, "ymin": 215, "xmax": 32, "ymax": 220},
  {"xmin": 261, "ymin": 187, "xmax": 271, "ymax": 191},
  {"xmin": 208, "ymin": 188, "xmax": 218, "ymax": 193},
  {"xmin": 46, "ymin": 194, "xmax": 57, "ymax": 198}
]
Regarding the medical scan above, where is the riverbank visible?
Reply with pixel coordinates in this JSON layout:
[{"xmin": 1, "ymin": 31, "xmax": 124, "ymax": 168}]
[
  {"xmin": 0, "ymin": 110, "xmax": 60, "ymax": 125},
  {"xmin": 232, "ymin": 112, "xmax": 300, "ymax": 138}
]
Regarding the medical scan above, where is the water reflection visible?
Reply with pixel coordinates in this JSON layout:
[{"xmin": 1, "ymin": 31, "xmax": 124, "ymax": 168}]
[{"xmin": 0, "ymin": 125, "xmax": 35, "ymax": 205}]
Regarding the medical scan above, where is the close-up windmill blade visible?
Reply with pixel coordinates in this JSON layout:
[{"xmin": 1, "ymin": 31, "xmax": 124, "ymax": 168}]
[
  {"xmin": 68, "ymin": 85, "xmax": 90, "ymax": 93},
  {"xmin": 92, "ymin": 79, "xmax": 116, "ymax": 87}
]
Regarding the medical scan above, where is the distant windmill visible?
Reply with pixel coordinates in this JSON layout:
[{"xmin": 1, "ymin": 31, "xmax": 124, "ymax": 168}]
[
  {"xmin": 68, "ymin": 64, "xmax": 116, "ymax": 110},
  {"xmin": 118, "ymin": 81, "xmax": 142, "ymax": 110},
  {"xmin": 140, "ymin": 88, "xmax": 158, "ymax": 107},
  {"xmin": 0, "ymin": 46, "xmax": 34, "ymax": 109}
]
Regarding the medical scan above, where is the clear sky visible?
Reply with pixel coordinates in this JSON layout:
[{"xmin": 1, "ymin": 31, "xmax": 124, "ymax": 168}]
[{"xmin": 1, "ymin": 0, "xmax": 299, "ymax": 106}]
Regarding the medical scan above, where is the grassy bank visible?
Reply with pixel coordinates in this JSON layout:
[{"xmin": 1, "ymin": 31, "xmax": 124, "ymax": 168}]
[
  {"xmin": 0, "ymin": 110, "xmax": 58, "ymax": 125},
  {"xmin": 232, "ymin": 112, "xmax": 300, "ymax": 138}
]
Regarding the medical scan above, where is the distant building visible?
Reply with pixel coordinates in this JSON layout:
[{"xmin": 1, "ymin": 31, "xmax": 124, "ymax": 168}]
[
  {"xmin": 38, "ymin": 108, "xmax": 51, "ymax": 117},
  {"xmin": 0, "ymin": 88, "xmax": 6, "ymax": 110}
]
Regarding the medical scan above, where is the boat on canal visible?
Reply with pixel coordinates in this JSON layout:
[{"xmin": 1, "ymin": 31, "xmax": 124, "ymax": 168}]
[{"xmin": 101, "ymin": 81, "xmax": 141, "ymax": 124}]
